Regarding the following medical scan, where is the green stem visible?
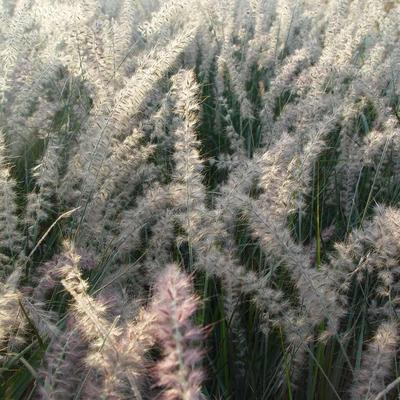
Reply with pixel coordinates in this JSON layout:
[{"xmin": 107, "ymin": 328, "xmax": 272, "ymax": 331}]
[{"xmin": 316, "ymin": 160, "xmax": 321, "ymax": 269}]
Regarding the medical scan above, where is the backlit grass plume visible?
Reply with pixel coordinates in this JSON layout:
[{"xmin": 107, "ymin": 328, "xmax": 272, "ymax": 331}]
[{"xmin": 151, "ymin": 264, "xmax": 205, "ymax": 400}]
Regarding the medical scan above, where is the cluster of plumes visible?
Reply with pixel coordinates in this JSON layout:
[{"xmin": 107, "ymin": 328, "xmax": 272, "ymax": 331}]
[
  {"xmin": 36, "ymin": 245, "xmax": 204, "ymax": 400},
  {"xmin": 1, "ymin": 0, "xmax": 400, "ymax": 399}
]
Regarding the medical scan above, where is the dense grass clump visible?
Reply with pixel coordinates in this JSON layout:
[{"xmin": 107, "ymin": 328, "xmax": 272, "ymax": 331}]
[{"xmin": 1, "ymin": 0, "xmax": 400, "ymax": 399}]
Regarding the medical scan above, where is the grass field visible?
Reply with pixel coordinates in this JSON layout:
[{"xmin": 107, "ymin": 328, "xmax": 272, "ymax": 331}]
[{"xmin": 1, "ymin": 0, "xmax": 400, "ymax": 399}]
